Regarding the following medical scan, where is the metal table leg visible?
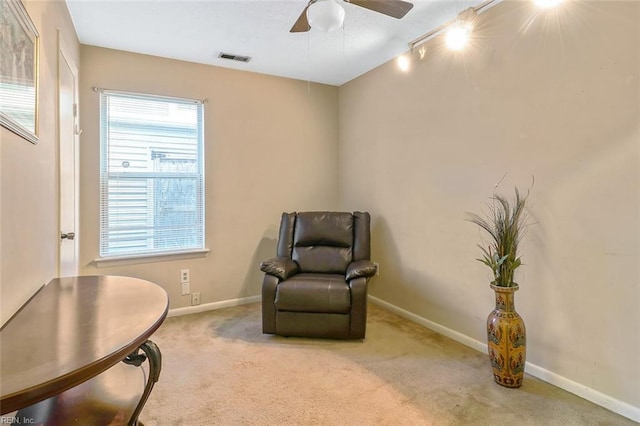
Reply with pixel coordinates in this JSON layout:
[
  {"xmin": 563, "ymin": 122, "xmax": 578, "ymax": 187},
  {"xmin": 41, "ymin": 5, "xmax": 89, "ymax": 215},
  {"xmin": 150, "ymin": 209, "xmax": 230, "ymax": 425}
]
[{"xmin": 123, "ymin": 340, "xmax": 162, "ymax": 426}]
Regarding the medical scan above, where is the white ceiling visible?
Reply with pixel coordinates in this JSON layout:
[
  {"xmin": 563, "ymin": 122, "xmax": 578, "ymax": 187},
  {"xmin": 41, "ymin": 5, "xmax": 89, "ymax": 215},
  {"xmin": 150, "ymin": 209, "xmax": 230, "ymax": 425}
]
[{"xmin": 65, "ymin": 0, "xmax": 487, "ymax": 86}]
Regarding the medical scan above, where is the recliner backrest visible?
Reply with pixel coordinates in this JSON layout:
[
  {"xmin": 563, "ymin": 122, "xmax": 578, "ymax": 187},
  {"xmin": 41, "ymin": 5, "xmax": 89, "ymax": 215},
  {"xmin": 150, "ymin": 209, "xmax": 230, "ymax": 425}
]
[
  {"xmin": 276, "ymin": 211, "xmax": 371, "ymax": 274},
  {"xmin": 293, "ymin": 212, "xmax": 353, "ymax": 273}
]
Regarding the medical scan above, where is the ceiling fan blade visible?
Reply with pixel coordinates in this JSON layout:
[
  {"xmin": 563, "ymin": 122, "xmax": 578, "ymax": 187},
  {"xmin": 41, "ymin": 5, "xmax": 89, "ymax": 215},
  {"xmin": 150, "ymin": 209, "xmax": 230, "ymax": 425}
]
[
  {"xmin": 290, "ymin": 3, "xmax": 312, "ymax": 33},
  {"xmin": 346, "ymin": 0, "xmax": 414, "ymax": 19}
]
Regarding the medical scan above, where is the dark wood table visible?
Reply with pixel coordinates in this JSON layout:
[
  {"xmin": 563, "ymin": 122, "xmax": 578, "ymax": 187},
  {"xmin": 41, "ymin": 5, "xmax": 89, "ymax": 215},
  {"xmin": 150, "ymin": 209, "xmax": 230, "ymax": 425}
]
[{"xmin": 0, "ymin": 275, "xmax": 168, "ymax": 424}]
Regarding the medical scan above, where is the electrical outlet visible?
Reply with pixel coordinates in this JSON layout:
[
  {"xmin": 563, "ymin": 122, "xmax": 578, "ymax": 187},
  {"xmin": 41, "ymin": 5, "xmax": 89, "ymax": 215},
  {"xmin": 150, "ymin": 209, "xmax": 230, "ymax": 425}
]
[
  {"xmin": 191, "ymin": 292, "xmax": 201, "ymax": 306},
  {"xmin": 373, "ymin": 262, "xmax": 380, "ymax": 276},
  {"xmin": 181, "ymin": 281, "xmax": 190, "ymax": 296},
  {"xmin": 180, "ymin": 269, "xmax": 190, "ymax": 284}
]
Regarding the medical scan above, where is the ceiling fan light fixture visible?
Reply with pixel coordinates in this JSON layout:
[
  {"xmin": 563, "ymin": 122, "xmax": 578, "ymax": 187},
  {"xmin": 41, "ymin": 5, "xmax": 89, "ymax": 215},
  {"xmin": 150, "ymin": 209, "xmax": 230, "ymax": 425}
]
[{"xmin": 307, "ymin": 0, "xmax": 345, "ymax": 32}]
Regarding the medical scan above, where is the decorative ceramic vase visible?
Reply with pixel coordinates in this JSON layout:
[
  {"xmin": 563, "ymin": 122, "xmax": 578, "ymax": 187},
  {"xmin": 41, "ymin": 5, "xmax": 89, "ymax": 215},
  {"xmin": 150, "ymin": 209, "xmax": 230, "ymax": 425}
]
[{"xmin": 487, "ymin": 283, "xmax": 526, "ymax": 388}]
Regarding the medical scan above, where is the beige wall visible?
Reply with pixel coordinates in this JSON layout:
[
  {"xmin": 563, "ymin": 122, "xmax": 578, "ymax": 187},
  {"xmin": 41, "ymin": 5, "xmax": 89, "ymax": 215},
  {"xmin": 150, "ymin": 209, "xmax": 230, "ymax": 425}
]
[
  {"xmin": 78, "ymin": 46, "xmax": 339, "ymax": 309},
  {"xmin": 2, "ymin": 0, "xmax": 637, "ymax": 418},
  {"xmin": 0, "ymin": 1, "xmax": 80, "ymax": 325},
  {"xmin": 340, "ymin": 0, "xmax": 639, "ymax": 411}
]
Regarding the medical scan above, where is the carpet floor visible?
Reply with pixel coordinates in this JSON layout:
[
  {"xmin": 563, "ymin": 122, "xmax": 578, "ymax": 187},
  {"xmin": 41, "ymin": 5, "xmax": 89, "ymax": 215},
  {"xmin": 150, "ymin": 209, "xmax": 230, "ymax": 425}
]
[{"xmin": 140, "ymin": 303, "xmax": 634, "ymax": 425}]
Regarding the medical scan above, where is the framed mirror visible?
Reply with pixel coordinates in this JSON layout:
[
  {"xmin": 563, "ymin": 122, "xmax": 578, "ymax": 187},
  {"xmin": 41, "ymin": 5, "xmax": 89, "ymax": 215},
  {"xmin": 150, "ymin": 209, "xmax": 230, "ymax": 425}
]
[{"xmin": 0, "ymin": 0, "xmax": 39, "ymax": 144}]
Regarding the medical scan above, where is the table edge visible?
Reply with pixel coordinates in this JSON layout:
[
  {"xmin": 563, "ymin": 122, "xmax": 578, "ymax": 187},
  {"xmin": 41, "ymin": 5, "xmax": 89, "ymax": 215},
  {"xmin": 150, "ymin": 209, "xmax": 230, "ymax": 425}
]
[{"xmin": 0, "ymin": 276, "xmax": 169, "ymax": 414}]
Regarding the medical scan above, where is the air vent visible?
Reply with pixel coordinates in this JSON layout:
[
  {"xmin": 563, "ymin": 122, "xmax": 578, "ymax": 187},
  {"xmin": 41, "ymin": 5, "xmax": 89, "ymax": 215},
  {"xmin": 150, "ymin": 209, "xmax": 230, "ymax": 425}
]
[{"xmin": 218, "ymin": 52, "xmax": 252, "ymax": 63}]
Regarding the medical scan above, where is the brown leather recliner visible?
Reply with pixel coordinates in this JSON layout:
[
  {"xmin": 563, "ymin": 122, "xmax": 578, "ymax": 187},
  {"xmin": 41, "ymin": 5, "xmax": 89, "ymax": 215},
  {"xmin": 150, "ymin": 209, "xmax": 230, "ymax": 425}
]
[{"xmin": 261, "ymin": 211, "xmax": 377, "ymax": 339}]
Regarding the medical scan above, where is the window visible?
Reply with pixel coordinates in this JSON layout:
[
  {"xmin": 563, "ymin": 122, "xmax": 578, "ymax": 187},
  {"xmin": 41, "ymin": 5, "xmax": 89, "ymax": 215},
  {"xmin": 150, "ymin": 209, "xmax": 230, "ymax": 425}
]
[{"xmin": 99, "ymin": 91, "xmax": 205, "ymax": 258}]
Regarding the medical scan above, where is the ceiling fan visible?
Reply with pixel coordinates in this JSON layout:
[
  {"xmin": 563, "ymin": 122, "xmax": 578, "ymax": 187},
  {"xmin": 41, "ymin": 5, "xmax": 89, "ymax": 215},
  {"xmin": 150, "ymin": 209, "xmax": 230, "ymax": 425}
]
[{"xmin": 290, "ymin": 0, "xmax": 414, "ymax": 33}]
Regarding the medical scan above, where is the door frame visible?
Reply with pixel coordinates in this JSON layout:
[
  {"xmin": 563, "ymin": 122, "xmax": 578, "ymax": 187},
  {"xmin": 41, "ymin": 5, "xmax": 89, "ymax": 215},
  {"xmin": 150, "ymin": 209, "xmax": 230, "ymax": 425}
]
[{"xmin": 57, "ymin": 30, "xmax": 80, "ymax": 277}]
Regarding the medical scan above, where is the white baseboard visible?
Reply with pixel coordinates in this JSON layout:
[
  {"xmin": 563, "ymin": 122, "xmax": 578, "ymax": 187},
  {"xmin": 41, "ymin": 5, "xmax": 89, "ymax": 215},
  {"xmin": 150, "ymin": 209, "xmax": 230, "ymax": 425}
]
[
  {"xmin": 369, "ymin": 296, "xmax": 488, "ymax": 354},
  {"xmin": 523, "ymin": 363, "xmax": 640, "ymax": 423},
  {"xmin": 368, "ymin": 296, "xmax": 640, "ymax": 423},
  {"xmin": 168, "ymin": 295, "xmax": 260, "ymax": 318}
]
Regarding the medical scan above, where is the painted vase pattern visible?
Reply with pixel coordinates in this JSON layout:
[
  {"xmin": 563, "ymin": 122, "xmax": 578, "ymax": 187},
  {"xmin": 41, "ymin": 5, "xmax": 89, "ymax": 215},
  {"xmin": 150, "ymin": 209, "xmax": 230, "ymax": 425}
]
[{"xmin": 487, "ymin": 283, "xmax": 526, "ymax": 388}]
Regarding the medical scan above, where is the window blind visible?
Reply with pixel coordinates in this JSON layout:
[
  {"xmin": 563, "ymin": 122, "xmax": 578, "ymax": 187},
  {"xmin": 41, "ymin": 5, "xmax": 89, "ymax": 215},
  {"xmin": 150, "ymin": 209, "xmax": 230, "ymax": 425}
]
[
  {"xmin": 0, "ymin": 81, "xmax": 36, "ymax": 132},
  {"xmin": 99, "ymin": 91, "xmax": 205, "ymax": 258}
]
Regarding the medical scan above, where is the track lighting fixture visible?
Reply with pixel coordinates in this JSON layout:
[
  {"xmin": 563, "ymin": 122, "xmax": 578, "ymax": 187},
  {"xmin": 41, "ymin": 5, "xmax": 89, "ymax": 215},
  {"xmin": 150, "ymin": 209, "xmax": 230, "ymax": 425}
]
[
  {"xmin": 445, "ymin": 8, "xmax": 477, "ymax": 51},
  {"xmin": 534, "ymin": 0, "xmax": 564, "ymax": 9},
  {"xmin": 408, "ymin": 3, "xmax": 487, "ymax": 56},
  {"xmin": 409, "ymin": 0, "xmax": 564, "ymax": 59},
  {"xmin": 401, "ymin": 0, "xmax": 564, "ymax": 69}
]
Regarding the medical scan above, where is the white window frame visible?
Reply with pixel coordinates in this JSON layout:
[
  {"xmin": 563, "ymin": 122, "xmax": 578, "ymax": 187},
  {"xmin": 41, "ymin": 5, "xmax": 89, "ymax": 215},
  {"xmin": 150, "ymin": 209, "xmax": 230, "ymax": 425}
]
[{"xmin": 97, "ymin": 90, "xmax": 206, "ymax": 262}]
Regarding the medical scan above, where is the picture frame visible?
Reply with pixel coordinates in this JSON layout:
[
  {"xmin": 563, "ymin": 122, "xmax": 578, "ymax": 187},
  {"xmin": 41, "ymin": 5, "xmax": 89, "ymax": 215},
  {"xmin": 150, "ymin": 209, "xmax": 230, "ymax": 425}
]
[{"xmin": 0, "ymin": 0, "xmax": 39, "ymax": 144}]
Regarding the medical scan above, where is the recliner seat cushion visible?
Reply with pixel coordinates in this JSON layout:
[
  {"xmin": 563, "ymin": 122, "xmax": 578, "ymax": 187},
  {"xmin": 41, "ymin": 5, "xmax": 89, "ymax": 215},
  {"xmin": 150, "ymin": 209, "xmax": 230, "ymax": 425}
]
[{"xmin": 274, "ymin": 274, "xmax": 351, "ymax": 314}]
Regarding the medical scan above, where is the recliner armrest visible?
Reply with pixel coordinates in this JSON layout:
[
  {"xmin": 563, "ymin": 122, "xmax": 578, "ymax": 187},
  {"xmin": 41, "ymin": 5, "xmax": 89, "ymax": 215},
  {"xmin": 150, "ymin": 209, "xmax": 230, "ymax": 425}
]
[
  {"xmin": 260, "ymin": 257, "xmax": 299, "ymax": 280},
  {"xmin": 346, "ymin": 260, "xmax": 377, "ymax": 281}
]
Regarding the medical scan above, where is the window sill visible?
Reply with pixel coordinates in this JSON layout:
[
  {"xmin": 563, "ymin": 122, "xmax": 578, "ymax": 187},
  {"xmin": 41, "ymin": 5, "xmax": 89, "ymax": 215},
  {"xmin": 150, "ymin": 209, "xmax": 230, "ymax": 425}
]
[{"xmin": 94, "ymin": 249, "xmax": 210, "ymax": 268}]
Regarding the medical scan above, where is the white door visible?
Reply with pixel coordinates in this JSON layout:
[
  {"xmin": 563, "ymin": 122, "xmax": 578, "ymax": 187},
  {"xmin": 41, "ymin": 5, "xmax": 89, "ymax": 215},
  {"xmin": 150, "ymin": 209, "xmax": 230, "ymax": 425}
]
[{"xmin": 58, "ymin": 38, "xmax": 79, "ymax": 277}]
